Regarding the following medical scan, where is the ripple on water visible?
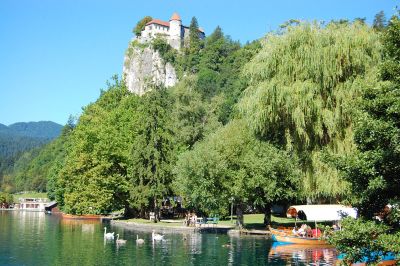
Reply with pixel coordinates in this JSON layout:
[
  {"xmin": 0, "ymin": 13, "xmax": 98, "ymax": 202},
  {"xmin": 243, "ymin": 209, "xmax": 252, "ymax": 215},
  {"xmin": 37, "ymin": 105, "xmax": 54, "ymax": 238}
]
[{"xmin": 0, "ymin": 211, "xmax": 338, "ymax": 265}]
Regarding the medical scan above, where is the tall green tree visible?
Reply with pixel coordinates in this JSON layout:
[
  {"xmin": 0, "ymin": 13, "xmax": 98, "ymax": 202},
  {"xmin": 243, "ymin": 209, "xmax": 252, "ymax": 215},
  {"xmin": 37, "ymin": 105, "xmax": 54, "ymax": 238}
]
[
  {"xmin": 175, "ymin": 120, "xmax": 300, "ymax": 226},
  {"xmin": 373, "ymin": 11, "xmax": 387, "ymax": 31},
  {"xmin": 238, "ymin": 22, "xmax": 382, "ymax": 201},
  {"xmin": 182, "ymin": 17, "xmax": 204, "ymax": 73},
  {"xmin": 188, "ymin": 16, "xmax": 202, "ymax": 54},
  {"xmin": 59, "ymin": 77, "xmax": 140, "ymax": 214},
  {"xmin": 129, "ymin": 86, "xmax": 175, "ymax": 219},
  {"xmin": 0, "ymin": 192, "xmax": 13, "ymax": 207},
  {"xmin": 336, "ymin": 15, "xmax": 400, "ymax": 220},
  {"xmin": 46, "ymin": 121, "xmax": 75, "ymax": 203},
  {"xmin": 171, "ymin": 76, "xmax": 221, "ymax": 150},
  {"xmin": 133, "ymin": 16, "xmax": 152, "ymax": 37},
  {"xmin": 381, "ymin": 15, "xmax": 400, "ymax": 83}
]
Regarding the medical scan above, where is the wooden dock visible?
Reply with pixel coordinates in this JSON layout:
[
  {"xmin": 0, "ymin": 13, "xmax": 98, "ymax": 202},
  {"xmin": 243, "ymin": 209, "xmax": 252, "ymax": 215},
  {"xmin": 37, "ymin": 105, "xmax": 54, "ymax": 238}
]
[{"xmin": 240, "ymin": 229, "xmax": 271, "ymax": 235}]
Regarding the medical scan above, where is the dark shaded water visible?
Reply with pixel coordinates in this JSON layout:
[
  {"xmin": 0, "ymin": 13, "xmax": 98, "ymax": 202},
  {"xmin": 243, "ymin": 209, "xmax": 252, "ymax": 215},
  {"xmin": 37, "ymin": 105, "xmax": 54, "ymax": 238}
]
[{"xmin": 0, "ymin": 211, "xmax": 338, "ymax": 265}]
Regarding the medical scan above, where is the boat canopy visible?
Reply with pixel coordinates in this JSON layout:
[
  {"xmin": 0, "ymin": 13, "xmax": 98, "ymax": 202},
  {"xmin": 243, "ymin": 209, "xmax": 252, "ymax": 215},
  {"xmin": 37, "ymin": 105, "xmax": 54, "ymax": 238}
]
[{"xmin": 286, "ymin": 204, "xmax": 357, "ymax": 221}]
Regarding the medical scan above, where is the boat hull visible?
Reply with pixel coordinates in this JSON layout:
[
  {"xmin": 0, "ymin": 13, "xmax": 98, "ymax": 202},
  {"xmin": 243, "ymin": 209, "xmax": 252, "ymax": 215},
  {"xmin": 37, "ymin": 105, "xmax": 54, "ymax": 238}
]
[
  {"xmin": 62, "ymin": 213, "xmax": 103, "ymax": 220},
  {"xmin": 272, "ymin": 234, "xmax": 329, "ymax": 245},
  {"xmin": 270, "ymin": 227, "xmax": 330, "ymax": 245}
]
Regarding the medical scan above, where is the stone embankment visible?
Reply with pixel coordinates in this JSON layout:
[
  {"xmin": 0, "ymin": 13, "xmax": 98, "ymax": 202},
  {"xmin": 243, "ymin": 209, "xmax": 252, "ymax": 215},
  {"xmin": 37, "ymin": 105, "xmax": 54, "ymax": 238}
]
[{"xmin": 111, "ymin": 219, "xmax": 271, "ymax": 236}]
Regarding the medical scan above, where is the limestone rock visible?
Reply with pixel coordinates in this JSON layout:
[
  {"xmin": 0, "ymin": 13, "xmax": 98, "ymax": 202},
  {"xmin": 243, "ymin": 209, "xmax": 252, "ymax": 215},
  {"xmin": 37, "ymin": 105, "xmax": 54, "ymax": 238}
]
[{"xmin": 123, "ymin": 44, "xmax": 177, "ymax": 95}]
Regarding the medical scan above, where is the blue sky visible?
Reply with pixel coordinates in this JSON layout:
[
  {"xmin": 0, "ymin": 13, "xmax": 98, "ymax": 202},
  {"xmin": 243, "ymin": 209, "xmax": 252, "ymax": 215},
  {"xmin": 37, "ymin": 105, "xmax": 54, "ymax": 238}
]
[{"xmin": 0, "ymin": 0, "xmax": 397, "ymax": 125}]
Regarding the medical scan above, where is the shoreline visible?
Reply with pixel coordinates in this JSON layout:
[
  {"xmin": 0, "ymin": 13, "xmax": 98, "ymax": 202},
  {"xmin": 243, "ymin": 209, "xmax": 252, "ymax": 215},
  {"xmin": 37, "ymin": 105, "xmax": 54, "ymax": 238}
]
[
  {"xmin": 110, "ymin": 219, "xmax": 271, "ymax": 236},
  {"xmin": 1, "ymin": 209, "xmax": 271, "ymax": 236},
  {"xmin": 111, "ymin": 220, "xmax": 235, "ymax": 234},
  {"xmin": 0, "ymin": 208, "xmax": 45, "ymax": 212}
]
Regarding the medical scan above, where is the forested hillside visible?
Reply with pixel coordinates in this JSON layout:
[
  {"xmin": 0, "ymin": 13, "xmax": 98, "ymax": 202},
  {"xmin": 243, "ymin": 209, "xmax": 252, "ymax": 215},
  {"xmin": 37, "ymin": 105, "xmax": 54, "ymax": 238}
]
[
  {"xmin": 0, "ymin": 121, "xmax": 62, "ymax": 192},
  {"xmin": 8, "ymin": 121, "xmax": 61, "ymax": 139},
  {"xmin": 0, "ymin": 121, "xmax": 62, "ymax": 157}
]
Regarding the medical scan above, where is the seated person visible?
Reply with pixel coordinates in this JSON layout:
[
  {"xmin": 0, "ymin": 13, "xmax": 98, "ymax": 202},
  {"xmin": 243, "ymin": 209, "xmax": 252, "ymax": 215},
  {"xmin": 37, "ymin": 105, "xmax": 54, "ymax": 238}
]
[
  {"xmin": 306, "ymin": 226, "xmax": 313, "ymax": 238},
  {"xmin": 332, "ymin": 224, "xmax": 339, "ymax": 231},
  {"xmin": 184, "ymin": 213, "xmax": 190, "ymax": 226},
  {"xmin": 190, "ymin": 213, "xmax": 197, "ymax": 226},
  {"xmin": 298, "ymin": 224, "xmax": 307, "ymax": 237},
  {"xmin": 312, "ymin": 228, "xmax": 321, "ymax": 237}
]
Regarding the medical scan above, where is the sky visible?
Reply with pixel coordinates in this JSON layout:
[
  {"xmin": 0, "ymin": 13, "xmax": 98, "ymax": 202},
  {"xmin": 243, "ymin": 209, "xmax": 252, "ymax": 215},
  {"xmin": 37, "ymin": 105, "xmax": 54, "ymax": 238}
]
[{"xmin": 0, "ymin": 0, "xmax": 397, "ymax": 126}]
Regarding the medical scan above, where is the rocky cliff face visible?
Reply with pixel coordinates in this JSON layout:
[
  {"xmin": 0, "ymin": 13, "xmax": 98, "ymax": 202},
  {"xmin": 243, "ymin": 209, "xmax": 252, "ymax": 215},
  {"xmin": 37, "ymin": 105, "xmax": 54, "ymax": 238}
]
[{"xmin": 123, "ymin": 43, "xmax": 177, "ymax": 95}]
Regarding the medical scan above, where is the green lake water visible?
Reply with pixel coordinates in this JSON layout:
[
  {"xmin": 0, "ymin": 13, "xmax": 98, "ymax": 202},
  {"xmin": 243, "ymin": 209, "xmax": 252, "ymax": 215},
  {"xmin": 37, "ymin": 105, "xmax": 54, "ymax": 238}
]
[{"xmin": 0, "ymin": 211, "xmax": 338, "ymax": 265}]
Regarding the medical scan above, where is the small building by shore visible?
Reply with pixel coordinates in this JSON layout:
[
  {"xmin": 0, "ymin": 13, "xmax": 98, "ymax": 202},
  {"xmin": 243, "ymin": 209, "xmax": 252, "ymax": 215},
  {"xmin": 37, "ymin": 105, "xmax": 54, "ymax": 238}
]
[{"xmin": 14, "ymin": 198, "xmax": 49, "ymax": 211}]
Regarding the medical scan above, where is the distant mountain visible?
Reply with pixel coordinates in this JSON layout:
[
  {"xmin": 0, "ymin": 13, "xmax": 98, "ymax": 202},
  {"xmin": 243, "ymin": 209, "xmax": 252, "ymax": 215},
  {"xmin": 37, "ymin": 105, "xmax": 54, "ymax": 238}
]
[
  {"xmin": 0, "ymin": 124, "xmax": 8, "ymax": 131},
  {"xmin": 0, "ymin": 121, "xmax": 62, "ymax": 140},
  {"xmin": 0, "ymin": 121, "xmax": 63, "ymax": 170}
]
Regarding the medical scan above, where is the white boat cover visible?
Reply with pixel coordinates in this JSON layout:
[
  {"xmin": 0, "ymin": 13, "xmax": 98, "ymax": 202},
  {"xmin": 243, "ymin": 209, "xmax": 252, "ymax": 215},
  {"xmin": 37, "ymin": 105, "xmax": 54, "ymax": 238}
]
[{"xmin": 286, "ymin": 204, "xmax": 357, "ymax": 221}]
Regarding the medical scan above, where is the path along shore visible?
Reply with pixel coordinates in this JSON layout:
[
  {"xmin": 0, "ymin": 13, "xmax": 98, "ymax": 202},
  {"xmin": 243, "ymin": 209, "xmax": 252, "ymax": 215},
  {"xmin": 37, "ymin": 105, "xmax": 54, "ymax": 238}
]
[{"xmin": 110, "ymin": 219, "xmax": 271, "ymax": 236}]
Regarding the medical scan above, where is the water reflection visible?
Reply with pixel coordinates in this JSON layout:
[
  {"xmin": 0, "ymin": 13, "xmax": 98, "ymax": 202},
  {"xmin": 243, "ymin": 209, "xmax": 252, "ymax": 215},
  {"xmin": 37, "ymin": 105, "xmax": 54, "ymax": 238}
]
[
  {"xmin": 60, "ymin": 217, "xmax": 99, "ymax": 234},
  {"xmin": 0, "ymin": 211, "xmax": 339, "ymax": 265},
  {"xmin": 269, "ymin": 242, "xmax": 337, "ymax": 265}
]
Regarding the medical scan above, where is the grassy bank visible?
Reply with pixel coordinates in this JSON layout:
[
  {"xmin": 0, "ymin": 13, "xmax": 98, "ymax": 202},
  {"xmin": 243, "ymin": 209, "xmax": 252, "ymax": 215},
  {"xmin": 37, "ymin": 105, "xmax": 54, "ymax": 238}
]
[
  {"xmin": 13, "ymin": 192, "xmax": 48, "ymax": 201},
  {"xmin": 218, "ymin": 214, "xmax": 299, "ymax": 229},
  {"xmin": 120, "ymin": 214, "xmax": 302, "ymax": 230},
  {"xmin": 122, "ymin": 218, "xmax": 185, "ymax": 227}
]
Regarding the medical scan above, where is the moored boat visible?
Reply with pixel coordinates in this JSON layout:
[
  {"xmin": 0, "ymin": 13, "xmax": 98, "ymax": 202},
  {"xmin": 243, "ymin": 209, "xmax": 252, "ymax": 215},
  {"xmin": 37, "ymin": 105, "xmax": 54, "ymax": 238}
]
[
  {"xmin": 61, "ymin": 213, "xmax": 104, "ymax": 220},
  {"xmin": 270, "ymin": 227, "xmax": 330, "ymax": 245}
]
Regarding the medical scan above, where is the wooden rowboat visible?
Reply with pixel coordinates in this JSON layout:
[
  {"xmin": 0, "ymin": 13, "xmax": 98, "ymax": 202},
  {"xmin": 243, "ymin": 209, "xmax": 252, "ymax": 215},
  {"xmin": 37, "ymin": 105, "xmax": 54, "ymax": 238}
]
[
  {"xmin": 270, "ymin": 227, "xmax": 330, "ymax": 245},
  {"xmin": 62, "ymin": 213, "xmax": 104, "ymax": 220}
]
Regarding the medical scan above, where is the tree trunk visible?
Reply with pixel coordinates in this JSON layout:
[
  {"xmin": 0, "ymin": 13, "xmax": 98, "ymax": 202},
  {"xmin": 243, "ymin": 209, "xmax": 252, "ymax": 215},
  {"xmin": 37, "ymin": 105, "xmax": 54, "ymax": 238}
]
[
  {"xmin": 236, "ymin": 204, "xmax": 244, "ymax": 229},
  {"xmin": 124, "ymin": 205, "xmax": 137, "ymax": 218},
  {"xmin": 154, "ymin": 197, "xmax": 160, "ymax": 222},
  {"xmin": 263, "ymin": 203, "xmax": 272, "ymax": 226}
]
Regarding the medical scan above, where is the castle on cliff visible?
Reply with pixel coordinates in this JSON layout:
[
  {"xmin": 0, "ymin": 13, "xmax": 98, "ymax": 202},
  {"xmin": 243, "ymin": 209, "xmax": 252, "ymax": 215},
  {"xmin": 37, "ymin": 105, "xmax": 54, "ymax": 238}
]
[{"xmin": 140, "ymin": 12, "xmax": 205, "ymax": 50}]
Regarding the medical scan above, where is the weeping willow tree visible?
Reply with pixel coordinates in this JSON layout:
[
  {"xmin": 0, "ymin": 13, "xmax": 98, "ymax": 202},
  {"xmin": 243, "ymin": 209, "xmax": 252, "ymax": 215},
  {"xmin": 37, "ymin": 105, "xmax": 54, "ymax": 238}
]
[{"xmin": 238, "ymin": 22, "xmax": 382, "ymax": 201}]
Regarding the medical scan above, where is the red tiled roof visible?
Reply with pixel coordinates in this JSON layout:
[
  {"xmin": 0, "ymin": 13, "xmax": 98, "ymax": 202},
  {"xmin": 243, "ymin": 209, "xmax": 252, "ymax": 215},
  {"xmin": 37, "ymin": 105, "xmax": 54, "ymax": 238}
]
[
  {"xmin": 170, "ymin": 12, "xmax": 181, "ymax": 21},
  {"xmin": 146, "ymin": 19, "xmax": 170, "ymax": 27}
]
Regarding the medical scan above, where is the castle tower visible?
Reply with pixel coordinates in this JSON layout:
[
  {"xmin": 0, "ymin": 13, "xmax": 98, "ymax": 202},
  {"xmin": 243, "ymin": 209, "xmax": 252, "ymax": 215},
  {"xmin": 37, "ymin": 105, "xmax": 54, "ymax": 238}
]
[{"xmin": 169, "ymin": 12, "xmax": 182, "ymax": 49}]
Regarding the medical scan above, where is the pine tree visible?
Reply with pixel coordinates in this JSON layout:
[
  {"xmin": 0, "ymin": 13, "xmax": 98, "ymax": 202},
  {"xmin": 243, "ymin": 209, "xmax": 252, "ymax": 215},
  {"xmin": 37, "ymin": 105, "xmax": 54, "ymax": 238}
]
[
  {"xmin": 184, "ymin": 17, "xmax": 203, "ymax": 73},
  {"xmin": 129, "ymin": 86, "xmax": 175, "ymax": 220},
  {"xmin": 373, "ymin": 11, "xmax": 387, "ymax": 31}
]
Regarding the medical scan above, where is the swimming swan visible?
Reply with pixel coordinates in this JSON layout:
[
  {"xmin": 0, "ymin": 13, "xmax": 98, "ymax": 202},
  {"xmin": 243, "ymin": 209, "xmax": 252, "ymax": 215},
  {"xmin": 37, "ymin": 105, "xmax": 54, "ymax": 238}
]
[
  {"xmin": 116, "ymin": 234, "xmax": 127, "ymax": 244},
  {"xmin": 152, "ymin": 230, "xmax": 164, "ymax": 241},
  {"xmin": 104, "ymin": 227, "xmax": 114, "ymax": 239},
  {"xmin": 136, "ymin": 235, "xmax": 145, "ymax": 244}
]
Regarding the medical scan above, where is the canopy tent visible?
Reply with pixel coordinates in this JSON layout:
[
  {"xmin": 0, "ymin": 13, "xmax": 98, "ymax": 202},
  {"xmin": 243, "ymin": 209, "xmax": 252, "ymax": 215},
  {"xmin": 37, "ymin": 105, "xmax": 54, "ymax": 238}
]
[{"xmin": 286, "ymin": 204, "xmax": 357, "ymax": 221}]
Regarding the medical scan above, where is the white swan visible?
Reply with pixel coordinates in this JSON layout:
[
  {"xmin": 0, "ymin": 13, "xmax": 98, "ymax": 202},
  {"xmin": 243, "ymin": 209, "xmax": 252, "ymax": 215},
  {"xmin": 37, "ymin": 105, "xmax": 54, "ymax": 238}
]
[
  {"xmin": 152, "ymin": 230, "xmax": 164, "ymax": 241},
  {"xmin": 104, "ymin": 227, "xmax": 114, "ymax": 239},
  {"xmin": 136, "ymin": 235, "xmax": 145, "ymax": 244},
  {"xmin": 116, "ymin": 234, "xmax": 127, "ymax": 244}
]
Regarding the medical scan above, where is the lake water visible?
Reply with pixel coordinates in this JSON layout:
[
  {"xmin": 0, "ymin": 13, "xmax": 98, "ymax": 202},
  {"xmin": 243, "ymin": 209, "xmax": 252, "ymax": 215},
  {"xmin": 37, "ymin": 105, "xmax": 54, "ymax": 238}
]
[{"xmin": 0, "ymin": 211, "xmax": 338, "ymax": 265}]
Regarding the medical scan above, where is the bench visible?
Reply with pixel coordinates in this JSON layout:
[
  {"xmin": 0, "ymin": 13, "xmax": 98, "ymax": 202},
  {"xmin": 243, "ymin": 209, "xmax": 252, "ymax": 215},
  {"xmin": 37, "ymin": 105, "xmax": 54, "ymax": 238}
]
[{"xmin": 197, "ymin": 217, "xmax": 219, "ymax": 227}]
